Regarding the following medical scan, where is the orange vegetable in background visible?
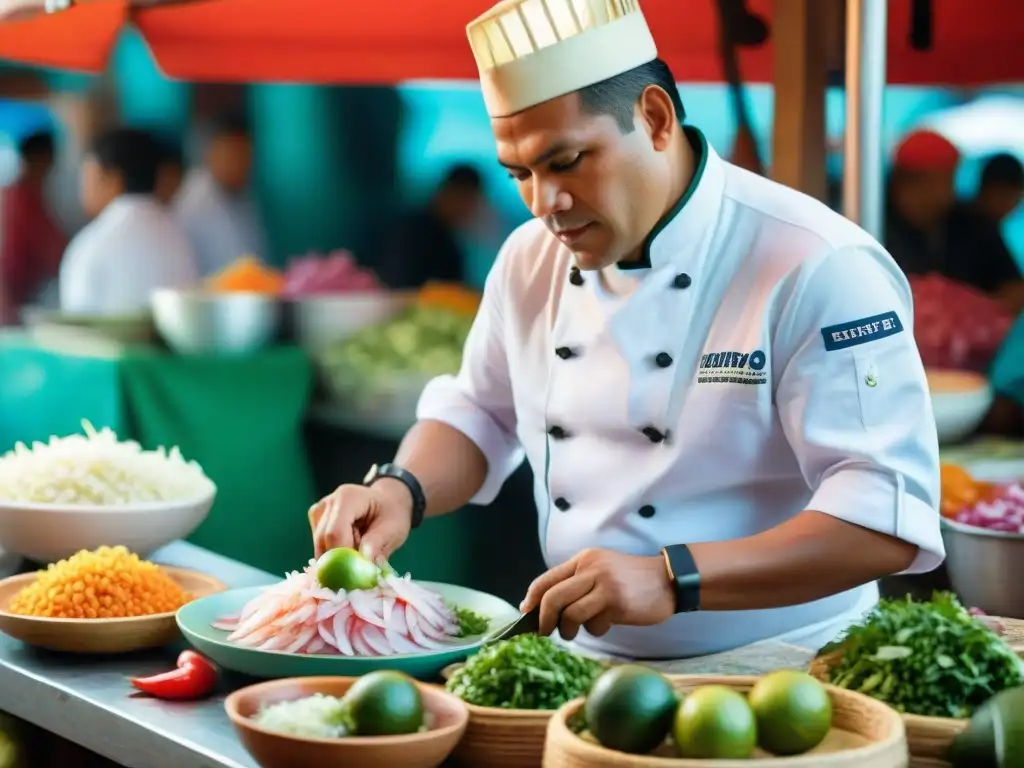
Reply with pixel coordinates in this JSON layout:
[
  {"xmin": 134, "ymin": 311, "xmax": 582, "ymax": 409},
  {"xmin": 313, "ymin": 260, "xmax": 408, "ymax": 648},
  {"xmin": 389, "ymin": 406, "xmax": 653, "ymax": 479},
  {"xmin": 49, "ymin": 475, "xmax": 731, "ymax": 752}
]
[
  {"xmin": 205, "ymin": 256, "xmax": 285, "ymax": 295},
  {"xmin": 939, "ymin": 463, "xmax": 998, "ymax": 518},
  {"xmin": 416, "ymin": 281, "xmax": 481, "ymax": 316}
]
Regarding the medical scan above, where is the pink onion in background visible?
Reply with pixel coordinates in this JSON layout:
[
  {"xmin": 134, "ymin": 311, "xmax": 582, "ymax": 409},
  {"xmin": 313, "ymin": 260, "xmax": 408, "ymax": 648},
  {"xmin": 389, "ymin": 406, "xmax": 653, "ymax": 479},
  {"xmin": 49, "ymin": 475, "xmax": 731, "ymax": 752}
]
[
  {"xmin": 954, "ymin": 482, "xmax": 1024, "ymax": 533},
  {"xmin": 282, "ymin": 250, "xmax": 384, "ymax": 298}
]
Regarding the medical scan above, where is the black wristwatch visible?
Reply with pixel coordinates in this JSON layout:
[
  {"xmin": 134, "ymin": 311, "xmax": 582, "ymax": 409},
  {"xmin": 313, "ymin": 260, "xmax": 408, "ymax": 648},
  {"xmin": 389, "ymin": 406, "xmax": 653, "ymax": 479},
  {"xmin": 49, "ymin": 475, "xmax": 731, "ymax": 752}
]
[
  {"xmin": 363, "ymin": 462, "xmax": 426, "ymax": 530},
  {"xmin": 660, "ymin": 544, "xmax": 701, "ymax": 614}
]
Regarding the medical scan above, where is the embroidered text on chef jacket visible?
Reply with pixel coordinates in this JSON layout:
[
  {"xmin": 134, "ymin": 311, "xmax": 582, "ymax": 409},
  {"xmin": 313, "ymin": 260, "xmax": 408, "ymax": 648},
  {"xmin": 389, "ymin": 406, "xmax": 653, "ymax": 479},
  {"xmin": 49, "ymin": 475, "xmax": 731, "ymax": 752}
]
[
  {"xmin": 59, "ymin": 195, "xmax": 199, "ymax": 316},
  {"xmin": 417, "ymin": 129, "xmax": 942, "ymax": 659}
]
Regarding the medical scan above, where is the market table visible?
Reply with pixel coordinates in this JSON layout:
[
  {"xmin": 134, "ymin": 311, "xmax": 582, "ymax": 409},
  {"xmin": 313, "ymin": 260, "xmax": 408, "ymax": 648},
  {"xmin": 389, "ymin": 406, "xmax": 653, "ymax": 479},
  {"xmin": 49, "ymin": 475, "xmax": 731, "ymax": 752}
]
[
  {"xmin": 0, "ymin": 541, "xmax": 271, "ymax": 768},
  {"xmin": 0, "ymin": 541, "xmax": 823, "ymax": 768}
]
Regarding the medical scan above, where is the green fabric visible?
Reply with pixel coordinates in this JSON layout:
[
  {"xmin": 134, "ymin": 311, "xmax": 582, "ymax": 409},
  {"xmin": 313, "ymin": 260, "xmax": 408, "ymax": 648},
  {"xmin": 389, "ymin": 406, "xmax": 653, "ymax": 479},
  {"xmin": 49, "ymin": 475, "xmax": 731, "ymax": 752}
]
[
  {"xmin": 118, "ymin": 347, "xmax": 317, "ymax": 576},
  {"xmin": 0, "ymin": 338, "xmax": 317, "ymax": 576}
]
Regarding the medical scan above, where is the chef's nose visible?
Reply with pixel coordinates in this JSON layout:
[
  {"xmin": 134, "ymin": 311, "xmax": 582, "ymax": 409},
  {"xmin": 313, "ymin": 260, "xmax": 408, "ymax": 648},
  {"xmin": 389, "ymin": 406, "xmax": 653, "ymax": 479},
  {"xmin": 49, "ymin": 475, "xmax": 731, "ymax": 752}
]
[{"xmin": 530, "ymin": 179, "xmax": 572, "ymax": 219}]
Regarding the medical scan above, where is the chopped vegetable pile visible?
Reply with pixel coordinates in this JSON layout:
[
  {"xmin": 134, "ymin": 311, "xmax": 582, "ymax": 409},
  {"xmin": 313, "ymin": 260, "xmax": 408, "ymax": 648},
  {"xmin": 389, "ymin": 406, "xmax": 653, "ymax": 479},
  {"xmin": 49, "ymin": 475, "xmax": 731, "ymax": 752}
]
[
  {"xmin": 452, "ymin": 605, "xmax": 490, "ymax": 638},
  {"xmin": 445, "ymin": 634, "xmax": 604, "ymax": 710},
  {"xmin": 953, "ymin": 482, "xmax": 1024, "ymax": 534},
  {"xmin": 821, "ymin": 592, "xmax": 1024, "ymax": 718}
]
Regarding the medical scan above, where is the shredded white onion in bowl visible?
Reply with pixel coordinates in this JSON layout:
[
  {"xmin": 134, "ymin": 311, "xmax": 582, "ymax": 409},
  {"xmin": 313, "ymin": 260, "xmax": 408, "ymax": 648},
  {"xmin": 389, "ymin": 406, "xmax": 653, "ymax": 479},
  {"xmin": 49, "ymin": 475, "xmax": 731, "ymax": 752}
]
[{"xmin": 0, "ymin": 421, "xmax": 215, "ymax": 506}]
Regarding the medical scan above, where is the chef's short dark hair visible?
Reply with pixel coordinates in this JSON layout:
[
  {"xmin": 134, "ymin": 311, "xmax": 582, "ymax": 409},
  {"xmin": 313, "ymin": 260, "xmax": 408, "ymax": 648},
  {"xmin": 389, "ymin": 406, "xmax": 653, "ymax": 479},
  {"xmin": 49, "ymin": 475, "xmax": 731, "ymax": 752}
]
[
  {"xmin": 18, "ymin": 130, "xmax": 55, "ymax": 161},
  {"xmin": 980, "ymin": 153, "xmax": 1024, "ymax": 191},
  {"xmin": 577, "ymin": 58, "xmax": 686, "ymax": 133},
  {"xmin": 89, "ymin": 127, "xmax": 162, "ymax": 194}
]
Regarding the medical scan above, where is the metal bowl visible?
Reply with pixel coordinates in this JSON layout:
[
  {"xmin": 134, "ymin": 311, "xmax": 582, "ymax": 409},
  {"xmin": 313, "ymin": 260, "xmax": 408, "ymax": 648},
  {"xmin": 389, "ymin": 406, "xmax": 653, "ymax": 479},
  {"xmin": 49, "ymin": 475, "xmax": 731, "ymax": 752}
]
[
  {"xmin": 941, "ymin": 517, "xmax": 1024, "ymax": 618},
  {"xmin": 151, "ymin": 290, "xmax": 283, "ymax": 355},
  {"xmin": 927, "ymin": 369, "xmax": 994, "ymax": 445},
  {"xmin": 288, "ymin": 291, "xmax": 412, "ymax": 354}
]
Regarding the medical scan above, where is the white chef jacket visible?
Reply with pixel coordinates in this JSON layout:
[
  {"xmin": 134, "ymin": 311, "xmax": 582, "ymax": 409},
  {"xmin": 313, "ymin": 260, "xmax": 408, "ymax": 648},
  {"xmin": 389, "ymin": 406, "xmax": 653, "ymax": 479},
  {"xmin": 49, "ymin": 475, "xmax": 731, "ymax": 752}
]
[
  {"xmin": 59, "ymin": 195, "xmax": 199, "ymax": 316},
  {"xmin": 174, "ymin": 168, "xmax": 268, "ymax": 278},
  {"xmin": 417, "ymin": 127, "xmax": 943, "ymax": 659}
]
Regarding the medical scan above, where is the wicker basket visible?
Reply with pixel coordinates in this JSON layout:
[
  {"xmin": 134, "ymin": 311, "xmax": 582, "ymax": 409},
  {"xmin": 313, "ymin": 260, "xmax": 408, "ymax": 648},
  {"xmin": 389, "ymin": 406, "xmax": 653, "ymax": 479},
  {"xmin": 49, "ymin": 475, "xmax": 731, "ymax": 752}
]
[
  {"xmin": 438, "ymin": 663, "xmax": 556, "ymax": 767},
  {"xmin": 543, "ymin": 674, "xmax": 907, "ymax": 768},
  {"xmin": 809, "ymin": 650, "xmax": 967, "ymax": 765}
]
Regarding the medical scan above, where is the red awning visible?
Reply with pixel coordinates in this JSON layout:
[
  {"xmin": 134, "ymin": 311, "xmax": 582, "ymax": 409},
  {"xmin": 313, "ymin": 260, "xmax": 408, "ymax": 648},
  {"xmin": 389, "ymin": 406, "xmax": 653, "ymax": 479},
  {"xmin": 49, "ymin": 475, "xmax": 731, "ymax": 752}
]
[
  {"xmin": 0, "ymin": 0, "xmax": 1019, "ymax": 86},
  {"xmin": 0, "ymin": 0, "xmax": 125, "ymax": 73},
  {"xmin": 134, "ymin": 0, "xmax": 1024, "ymax": 86}
]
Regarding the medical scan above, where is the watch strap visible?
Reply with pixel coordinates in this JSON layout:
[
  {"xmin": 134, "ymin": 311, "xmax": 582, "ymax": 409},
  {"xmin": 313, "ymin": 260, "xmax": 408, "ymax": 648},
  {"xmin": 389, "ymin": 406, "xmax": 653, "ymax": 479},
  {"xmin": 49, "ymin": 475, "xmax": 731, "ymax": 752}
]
[
  {"xmin": 364, "ymin": 463, "xmax": 426, "ymax": 530},
  {"xmin": 660, "ymin": 544, "xmax": 701, "ymax": 614}
]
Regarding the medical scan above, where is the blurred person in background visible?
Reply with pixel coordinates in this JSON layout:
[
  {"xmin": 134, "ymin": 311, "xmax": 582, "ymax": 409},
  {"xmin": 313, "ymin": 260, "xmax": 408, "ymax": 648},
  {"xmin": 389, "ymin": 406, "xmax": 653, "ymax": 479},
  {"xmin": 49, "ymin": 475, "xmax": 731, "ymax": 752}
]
[
  {"xmin": 154, "ymin": 134, "xmax": 184, "ymax": 206},
  {"xmin": 0, "ymin": 130, "xmax": 67, "ymax": 324},
  {"xmin": 973, "ymin": 152, "xmax": 1024, "ymax": 228},
  {"xmin": 174, "ymin": 111, "xmax": 268, "ymax": 278},
  {"xmin": 59, "ymin": 127, "xmax": 198, "ymax": 316},
  {"xmin": 885, "ymin": 129, "xmax": 1024, "ymax": 311},
  {"xmin": 373, "ymin": 164, "xmax": 483, "ymax": 289}
]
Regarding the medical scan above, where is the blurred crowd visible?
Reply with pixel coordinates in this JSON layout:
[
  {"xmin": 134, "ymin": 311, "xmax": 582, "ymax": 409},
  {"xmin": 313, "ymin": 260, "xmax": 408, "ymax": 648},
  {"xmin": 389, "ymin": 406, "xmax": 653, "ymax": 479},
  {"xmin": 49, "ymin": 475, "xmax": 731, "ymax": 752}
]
[{"xmin": 0, "ymin": 113, "xmax": 489, "ymax": 324}]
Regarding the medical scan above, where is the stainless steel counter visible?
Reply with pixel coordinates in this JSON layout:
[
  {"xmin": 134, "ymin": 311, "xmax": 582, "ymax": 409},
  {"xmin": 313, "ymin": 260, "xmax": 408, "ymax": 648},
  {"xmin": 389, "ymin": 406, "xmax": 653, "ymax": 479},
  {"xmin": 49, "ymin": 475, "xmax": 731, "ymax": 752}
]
[{"xmin": 0, "ymin": 541, "xmax": 278, "ymax": 768}]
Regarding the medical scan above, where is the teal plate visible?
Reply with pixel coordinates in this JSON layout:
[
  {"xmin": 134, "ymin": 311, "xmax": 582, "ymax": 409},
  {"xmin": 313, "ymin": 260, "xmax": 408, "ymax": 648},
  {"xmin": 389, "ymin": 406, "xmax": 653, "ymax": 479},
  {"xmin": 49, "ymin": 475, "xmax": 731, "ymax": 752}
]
[{"xmin": 176, "ymin": 581, "xmax": 518, "ymax": 681}]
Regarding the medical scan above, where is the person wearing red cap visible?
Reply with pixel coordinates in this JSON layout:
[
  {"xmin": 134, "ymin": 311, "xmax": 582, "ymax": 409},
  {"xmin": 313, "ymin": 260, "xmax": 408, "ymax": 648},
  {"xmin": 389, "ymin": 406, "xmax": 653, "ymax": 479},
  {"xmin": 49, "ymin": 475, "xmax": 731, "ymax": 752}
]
[{"xmin": 885, "ymin": 129, "xmax": 1022, "ymax": 309}]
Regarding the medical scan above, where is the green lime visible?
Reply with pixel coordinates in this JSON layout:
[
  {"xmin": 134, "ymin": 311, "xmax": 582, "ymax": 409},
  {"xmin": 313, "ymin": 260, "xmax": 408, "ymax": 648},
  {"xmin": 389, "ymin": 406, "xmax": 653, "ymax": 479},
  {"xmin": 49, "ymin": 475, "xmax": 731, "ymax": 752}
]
[
  {"xmin": 585, "ymin": 665, "xmax": 678, "ymax": 754},
  {"xmin": 748, "ymin": 670, "xmax": 832, "ymax": 755},
  {"xmin": 316, "ymin": 547, "xmax": 380, "ymax": 592},
  {"xmin": 342, "ymin": 671, "xmax": 424, "ymax": 736},
  {"xmin": 672, "ymin": 685, "xmax": 757, "ymax": 759}
]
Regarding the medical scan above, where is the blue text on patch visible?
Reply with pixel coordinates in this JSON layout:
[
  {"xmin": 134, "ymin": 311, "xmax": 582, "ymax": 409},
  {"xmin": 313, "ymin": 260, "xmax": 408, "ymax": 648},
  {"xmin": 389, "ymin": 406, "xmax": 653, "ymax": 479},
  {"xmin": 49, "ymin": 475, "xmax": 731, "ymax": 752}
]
[{"xmin": 820, "ymin": 311, "xmax": 903, "ymax": 351}]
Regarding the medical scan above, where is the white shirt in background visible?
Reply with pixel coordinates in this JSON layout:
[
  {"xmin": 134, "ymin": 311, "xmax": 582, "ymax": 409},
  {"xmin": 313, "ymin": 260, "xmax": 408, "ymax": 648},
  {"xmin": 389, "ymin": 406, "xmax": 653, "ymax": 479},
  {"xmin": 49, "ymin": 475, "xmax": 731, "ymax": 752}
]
[
  {"xmin": 174, "ymin": 168, "xmax": 268, "ymax": 278},
  {"xmin": 59, "ymin": 195, "xmax": 199, "ymax": 317}
]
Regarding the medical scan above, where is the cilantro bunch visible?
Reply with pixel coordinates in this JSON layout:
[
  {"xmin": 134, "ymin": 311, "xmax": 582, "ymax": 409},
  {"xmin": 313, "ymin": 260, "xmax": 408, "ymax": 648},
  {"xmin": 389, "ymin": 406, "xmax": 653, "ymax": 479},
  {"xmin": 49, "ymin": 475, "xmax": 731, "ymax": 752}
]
[{"xmin": 824, "ymin": 591, "xmax": 1024, "ymax": 718}]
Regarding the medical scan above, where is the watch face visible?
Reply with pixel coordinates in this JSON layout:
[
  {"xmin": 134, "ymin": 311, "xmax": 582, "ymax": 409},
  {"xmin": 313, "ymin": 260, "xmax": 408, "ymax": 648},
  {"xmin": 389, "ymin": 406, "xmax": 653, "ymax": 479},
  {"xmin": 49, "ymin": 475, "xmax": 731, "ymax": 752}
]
[{"xmin": 363, "ymin": 464, "xmax": 379, "ymax": 485}]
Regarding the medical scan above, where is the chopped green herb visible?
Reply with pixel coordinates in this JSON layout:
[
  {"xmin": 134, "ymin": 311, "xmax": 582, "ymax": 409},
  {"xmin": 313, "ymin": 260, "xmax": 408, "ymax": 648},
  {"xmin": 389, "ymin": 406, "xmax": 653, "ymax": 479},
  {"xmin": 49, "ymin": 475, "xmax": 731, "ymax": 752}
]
[
  {"xmin": 453, "ymin": 606, "xmax": 491, "ymax": 638},
  {"xmin": 821, "ymin": 591, "xmax": 1024, "ymax": 718},
  {"xmin": 445, "ymin": 634, "xmax": 605, "ymax": 710}
]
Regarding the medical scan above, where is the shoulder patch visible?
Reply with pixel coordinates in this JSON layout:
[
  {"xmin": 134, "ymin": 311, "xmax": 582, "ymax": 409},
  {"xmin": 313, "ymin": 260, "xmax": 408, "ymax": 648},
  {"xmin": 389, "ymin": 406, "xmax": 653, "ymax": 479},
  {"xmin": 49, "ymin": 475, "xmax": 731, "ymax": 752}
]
[{"xmin": 820, "ymin": 311, "xmax": 904, "ymax": 351}]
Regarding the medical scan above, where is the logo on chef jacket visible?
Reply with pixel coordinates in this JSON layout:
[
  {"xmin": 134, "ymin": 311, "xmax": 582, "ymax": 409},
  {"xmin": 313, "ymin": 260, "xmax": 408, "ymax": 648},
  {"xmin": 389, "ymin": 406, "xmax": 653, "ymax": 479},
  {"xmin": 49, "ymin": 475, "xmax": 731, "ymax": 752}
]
[
  {"xmin": 820, "ymin": 311, "xmax": 904, "ymax": 351},
  {"xmin": 696, "ymin": 349, "xmax": 768, "ymax": 385}
]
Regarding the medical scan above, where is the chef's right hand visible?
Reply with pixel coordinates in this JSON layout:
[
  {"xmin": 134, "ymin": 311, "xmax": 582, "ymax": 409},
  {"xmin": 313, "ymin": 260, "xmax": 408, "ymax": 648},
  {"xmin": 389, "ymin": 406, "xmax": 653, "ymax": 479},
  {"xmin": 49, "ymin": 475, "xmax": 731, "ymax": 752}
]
[{"xmin": 308, "ymin": 479, "xmax": 412, "ymax": 561}]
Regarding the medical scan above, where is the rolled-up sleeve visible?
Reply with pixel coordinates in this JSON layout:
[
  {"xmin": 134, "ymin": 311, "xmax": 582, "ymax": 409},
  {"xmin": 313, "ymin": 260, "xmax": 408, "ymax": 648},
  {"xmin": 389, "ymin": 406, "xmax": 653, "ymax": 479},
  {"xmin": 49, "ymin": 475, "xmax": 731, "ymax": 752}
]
[
  {"xmin": 775, "ymin": 246, "xmax": 943, "ymax": 574},
  {"xmin": 416, "ymin": 239, "xmax": 524, "ymax": 505}
]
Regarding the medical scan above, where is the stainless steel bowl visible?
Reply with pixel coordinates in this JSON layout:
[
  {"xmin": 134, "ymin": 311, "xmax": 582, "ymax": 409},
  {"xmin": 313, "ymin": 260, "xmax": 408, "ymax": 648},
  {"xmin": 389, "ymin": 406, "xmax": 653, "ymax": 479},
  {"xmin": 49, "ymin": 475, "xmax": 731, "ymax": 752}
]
[
  {"xmin": 942, "ymin": 517, "xmax": 1024, "ymax": 618},
  {"xmin": 151, "ymin": 290, "xmax": 282, "ymax": 355}
]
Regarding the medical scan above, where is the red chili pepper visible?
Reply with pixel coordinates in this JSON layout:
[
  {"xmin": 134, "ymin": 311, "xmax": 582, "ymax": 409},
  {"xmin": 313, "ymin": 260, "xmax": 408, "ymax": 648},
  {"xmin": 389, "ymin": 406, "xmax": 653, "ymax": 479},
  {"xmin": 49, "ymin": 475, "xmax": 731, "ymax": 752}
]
[{"xmin": 130, "ymin": 650, "xmax": 218, "ymax": 701}]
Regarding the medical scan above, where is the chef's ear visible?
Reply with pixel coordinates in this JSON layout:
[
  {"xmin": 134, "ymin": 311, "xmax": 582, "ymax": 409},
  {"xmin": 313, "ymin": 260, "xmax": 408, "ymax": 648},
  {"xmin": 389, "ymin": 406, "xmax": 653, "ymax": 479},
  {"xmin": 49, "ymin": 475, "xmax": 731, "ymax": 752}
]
[{"xmin": 636, "ymin": 85, "xmax": 677, "ymax": 152}]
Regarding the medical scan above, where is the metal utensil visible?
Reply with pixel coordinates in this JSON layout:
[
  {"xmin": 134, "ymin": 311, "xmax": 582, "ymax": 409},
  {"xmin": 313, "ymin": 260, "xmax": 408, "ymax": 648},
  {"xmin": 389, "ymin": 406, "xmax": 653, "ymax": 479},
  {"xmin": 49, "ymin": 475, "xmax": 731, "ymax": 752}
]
[{"xmin": 479, "ymin": 606, "xmax": 542, "ymax": 645}]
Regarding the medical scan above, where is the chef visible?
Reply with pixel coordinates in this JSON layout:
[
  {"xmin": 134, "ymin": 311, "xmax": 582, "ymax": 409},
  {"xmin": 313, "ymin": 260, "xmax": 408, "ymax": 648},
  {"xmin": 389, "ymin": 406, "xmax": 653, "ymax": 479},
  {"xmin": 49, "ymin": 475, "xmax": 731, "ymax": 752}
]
[
  {"xmin": 59, "ymin": 127, "xmax": 198, "ymax": 316},
  {"xmin": 309, "ymin": 0, "xmax": 943, "ymax": 659}
]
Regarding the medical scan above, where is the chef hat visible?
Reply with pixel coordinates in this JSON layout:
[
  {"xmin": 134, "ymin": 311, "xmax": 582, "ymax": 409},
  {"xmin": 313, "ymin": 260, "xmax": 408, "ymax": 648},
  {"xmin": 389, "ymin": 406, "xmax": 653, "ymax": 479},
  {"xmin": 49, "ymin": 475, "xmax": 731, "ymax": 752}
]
[
  {"xmin": 466, "ymin": 0, "xmax": 658, "ymax": 118},
  {"xmin": 892, "ymin": 130, "xmax": 961, "ymax": 172}
]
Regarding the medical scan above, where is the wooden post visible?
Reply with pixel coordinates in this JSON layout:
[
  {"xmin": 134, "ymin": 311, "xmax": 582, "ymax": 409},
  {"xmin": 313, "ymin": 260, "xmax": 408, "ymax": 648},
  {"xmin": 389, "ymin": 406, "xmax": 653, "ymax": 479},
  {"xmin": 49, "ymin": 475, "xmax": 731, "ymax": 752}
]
[{"xmin": 770, "ymin": 0, "xmax": 831, "ymax": 201}]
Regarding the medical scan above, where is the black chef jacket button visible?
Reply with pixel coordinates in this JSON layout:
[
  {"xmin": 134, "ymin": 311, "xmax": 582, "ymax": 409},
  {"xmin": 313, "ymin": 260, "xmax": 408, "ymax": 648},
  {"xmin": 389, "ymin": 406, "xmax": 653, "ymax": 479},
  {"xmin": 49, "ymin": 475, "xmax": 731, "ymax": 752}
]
[
  {"xmin": 638, "ymin": 504, "xmax": 656, "ymax": 518},
  {"xmin": 642, "ymin": 426, "xmax": 665, "ymax": 443},
  {"xmin": 548, "ymin": 425, "xmax": 569, "ymax": 440},
  {"xmin": 554, "ymin": 497, "xmax": 571, "ymax": 511},
  {"xmin": 672, "ymin": 273, "xmax": 692, "ymax": 289},
  {"xmin": 569, "ymin": 267, "xmax": 584, "ymax": 286},
  {"xmin": 655, "ymin": 352, "xmax": 673, "ymax": 368},
  {"xmin": 555, "ymin": 346, "xmax": 576, "ymax": 360}
]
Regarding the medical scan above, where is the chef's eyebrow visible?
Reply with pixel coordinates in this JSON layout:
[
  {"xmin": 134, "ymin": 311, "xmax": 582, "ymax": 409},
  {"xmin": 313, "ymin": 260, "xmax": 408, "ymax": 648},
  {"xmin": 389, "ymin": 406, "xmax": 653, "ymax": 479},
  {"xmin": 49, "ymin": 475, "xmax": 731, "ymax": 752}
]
[{"xmin": 498, "ymin": 141, "xmax": 575, "ymax": 171}]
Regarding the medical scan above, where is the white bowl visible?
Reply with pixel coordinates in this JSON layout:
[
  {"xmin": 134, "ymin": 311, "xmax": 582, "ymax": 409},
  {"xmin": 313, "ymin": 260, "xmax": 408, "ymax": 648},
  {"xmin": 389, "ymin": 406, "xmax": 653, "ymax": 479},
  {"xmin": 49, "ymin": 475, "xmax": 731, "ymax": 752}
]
[
  {"xmin": 927, "ymin": 369, "xmax": 994, "ymax": 445},
  {"xmin": 0, "ymin": 489, "xmax": 215, "ymax": 564},
  {"xmin": 289, "ymin": 292, "xmax": 412, "ymax": 353}
]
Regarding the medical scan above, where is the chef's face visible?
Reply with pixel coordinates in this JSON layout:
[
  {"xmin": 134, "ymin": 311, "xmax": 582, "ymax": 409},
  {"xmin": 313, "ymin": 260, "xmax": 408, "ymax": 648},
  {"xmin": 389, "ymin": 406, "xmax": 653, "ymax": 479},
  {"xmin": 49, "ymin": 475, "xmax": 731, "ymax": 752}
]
[
  {"xmin": 493, "ymin": 88, "xmax": 677, "ymax": 270},
  {"xmin": 79, "ymin": 155, "xmax": 121, "ymax": 219}
]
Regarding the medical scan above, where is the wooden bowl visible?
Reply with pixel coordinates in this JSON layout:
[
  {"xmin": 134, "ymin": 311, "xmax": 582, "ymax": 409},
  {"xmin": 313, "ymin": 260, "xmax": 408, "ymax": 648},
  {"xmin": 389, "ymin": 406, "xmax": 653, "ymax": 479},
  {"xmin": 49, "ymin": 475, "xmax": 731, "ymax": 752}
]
[
  {"xmin": 440, "ymin": 660, "xmax": 558, "ymax": 767},
  {"xmin": 0, "ymin": 567, "xmax": 225, "ymax": 653},
  {"xmin": 225, "ymin": 676, "xmax": 468, "ymax": 768},
  {"xmin": 544, "ymin": 674, "xmax": 907, "ymax": 768},
  {"xmin": 809, "ymin": 620, "xmax": 1024, "ymax": 767}
]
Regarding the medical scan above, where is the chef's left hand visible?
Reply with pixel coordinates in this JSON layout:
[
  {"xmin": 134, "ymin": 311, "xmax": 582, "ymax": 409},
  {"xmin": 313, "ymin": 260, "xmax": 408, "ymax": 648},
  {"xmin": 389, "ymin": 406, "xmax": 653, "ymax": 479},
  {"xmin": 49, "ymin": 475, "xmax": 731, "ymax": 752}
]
[{"xmin": 520, "ymin": 549, "xmax": 675, "ymax": 640}]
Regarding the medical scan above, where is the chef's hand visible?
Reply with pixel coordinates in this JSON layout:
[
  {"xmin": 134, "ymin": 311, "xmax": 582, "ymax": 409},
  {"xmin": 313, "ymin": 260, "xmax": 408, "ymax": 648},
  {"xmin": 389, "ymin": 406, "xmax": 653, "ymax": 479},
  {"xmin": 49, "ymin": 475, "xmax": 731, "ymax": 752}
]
[
  {"xmin": 520, "ymin": 549, "xmax": 675, "ymax": 640},
  {"xmin": 308, "ymin": 479, "xmax": 412, "ymax": 561}
]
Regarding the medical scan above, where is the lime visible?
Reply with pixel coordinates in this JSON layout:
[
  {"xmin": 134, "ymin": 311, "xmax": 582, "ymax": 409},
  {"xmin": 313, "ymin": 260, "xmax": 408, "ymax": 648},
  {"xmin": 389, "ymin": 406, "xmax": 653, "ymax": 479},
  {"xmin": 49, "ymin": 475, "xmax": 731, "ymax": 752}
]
[
  {"xmin": 316, "ymin": 547, "xmax": 380, "ymax": 592},
  {"xmin": 748, "ymin": 670, "xmax": 832, "ymax": 756},
  {"xmin": 672, "ymin": 685, "xmax": 757, "ymax": 759},
  {"xmin": 585, "ymin": 665, "xmax": 678, "ymax": 754},
  {"xmin": 342, "ymin": 671, "xmax": 424, "ymax": 736}
]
